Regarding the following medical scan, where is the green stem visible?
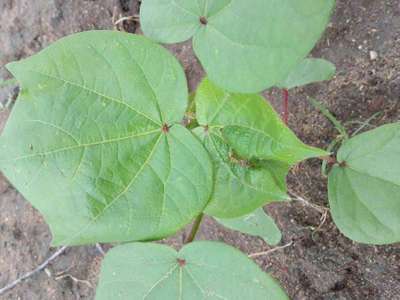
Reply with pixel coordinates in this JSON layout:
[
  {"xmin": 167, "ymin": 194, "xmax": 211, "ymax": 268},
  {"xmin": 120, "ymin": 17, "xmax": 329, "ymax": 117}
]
[
  {"xmin": 185, "ymin": 213, "xmax": 204, "ymax": 244},
  {"xmin": 321, "ymin": 138, "xmax": 341, "ymax": 177},
  {"xmin": 308, "ymin": 97, "xmax": 349, "ymax": 140}
]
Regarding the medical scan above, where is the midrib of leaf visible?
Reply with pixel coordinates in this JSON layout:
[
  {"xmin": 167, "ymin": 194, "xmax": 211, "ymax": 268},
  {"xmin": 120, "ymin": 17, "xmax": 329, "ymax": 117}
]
[
  {"xmin": 92, "ymin": 133, "xmax": 163, "ymax": 216},
  {"xmin": 205, "ymin": 96, "xmax": 313, "ymax": 160},
  {"xmin": 24, "ymin": 68, "xmax": 161, "ymax": 126},
  {"xmin": 172, "ymin": 0, "xmax": 199, "ymax": 17},
  {"xmin": 178, "ymin": 266, "xmax": 183, "ymax": 300},
  {"xmin": 187, "ymin": 261, "xmax": 271, "ymax": 294},
  {"xmin": 209, "ymin": 132, "xmax": 274, "ymax": 195},
  {"xmin": 206, "ymin": 24, "xmax": 266, "ymax": 49},
  {"xmin": 53, "ymin": 133, "xmax": 164, "ymax": 245},
  {"xmin": 201, "ymin": 0, "xmax": 208, "ymax": 16},
  {"xmin": 1, "ymin": 128, "xmax": 161, "ymax": 162},
  {"xmin": 207, "ymin": 0, "xmax": 233, "ymax": 20},
  {"xmin": 209, "ymin": 93, "xmax": 230, "ymax": 124},
  {"xmin": 224, "ymin": 123, "xmax": 314, "ymax": 160},
  {"xmin": 154, "ymin": 132, "xmax": 172, "ymax": 232},
  {"xmin": 184, "ymin": 267, "xmax": 228, "ymax": 300},
  {"xmin": 142, "ymin": 263, "xmax": 179, "ymax": 299},
  {"xmin": 27, "ymin": 119, "xmax": 80, "ymax": 144},
  {"xmin": 119, "ymin": 43, "xmax": 165, "ymax": 123}
]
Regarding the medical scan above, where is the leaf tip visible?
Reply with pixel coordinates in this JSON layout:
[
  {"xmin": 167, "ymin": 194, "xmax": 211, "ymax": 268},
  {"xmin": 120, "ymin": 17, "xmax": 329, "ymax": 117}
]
[{"xmin": 5, "ymin": 61, "xmax": 20, "ymax": 79}]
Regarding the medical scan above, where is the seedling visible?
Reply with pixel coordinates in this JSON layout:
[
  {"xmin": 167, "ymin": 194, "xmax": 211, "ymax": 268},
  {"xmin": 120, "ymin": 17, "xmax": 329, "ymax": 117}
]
[
  {"xmin": 1, "ymin": 1, "xmax": 399, "ymax": 299},
  {"xmin": 140, "ymin": 0, "xmax": 335, "ymax": 93}
]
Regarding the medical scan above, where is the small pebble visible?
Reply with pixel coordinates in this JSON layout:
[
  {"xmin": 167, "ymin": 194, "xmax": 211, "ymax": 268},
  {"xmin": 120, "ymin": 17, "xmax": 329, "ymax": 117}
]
[{"xmin": 369, "ymin": 50, "xmax": 378, "ymax": 60}]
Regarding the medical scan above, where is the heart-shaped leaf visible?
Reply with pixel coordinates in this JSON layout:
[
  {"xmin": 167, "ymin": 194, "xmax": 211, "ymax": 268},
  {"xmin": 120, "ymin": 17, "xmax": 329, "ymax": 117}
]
[
  {"xmin": 328, "ymin": 123, "xmax": 400, "ymax": 244},
  {"xmin": 277, "ymin": 58, "xmax": 336, "ymax": 90},
  {"xmin": 0, "ymin": 31, "xmax": 213, "ymax": 245},
  {"xmin": 141, "ymin": 0, "xmax": 335, "ymax": 93},
  {"xmin": 216, "ymin": 208, "xmax": 282, "ymax": 245},
  {"xmin": 96, "ymin": 241, "xmax": 288, "ymax": 300}
]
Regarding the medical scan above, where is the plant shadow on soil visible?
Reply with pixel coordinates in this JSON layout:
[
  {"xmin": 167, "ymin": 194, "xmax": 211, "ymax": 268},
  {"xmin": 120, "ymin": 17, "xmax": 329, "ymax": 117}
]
[{"xmin": 0, "ymin": 0, "xmax": 399, "ymax": 299}]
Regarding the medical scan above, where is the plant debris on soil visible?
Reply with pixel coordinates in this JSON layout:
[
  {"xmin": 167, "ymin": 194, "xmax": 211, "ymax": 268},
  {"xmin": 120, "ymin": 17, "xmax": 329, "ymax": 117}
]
[{"xmin": 1, "ymin": 1, "xmax": 400, "ymax": 299}]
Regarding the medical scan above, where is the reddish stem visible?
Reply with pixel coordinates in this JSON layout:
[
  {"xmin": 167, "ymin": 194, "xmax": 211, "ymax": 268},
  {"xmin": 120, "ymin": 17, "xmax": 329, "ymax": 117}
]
[{"xmin": 282, "ymin": 89, "xmax": 289, "ymax": 125}]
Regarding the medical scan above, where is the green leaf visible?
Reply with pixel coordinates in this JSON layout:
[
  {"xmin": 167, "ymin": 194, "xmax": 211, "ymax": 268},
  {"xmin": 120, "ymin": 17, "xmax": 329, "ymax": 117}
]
[
  {"xmin": 194, "ymin": 127, "xmax": 289, "ymax": 218},
  {"xmin": 216, "ymin": 208, "xmax": 282, "ymax": 245},
  {"xmin": 0, "ymin": 31, "xmax": 213, "ymax": 245},
  {"xmin": 196, "ymin": 78, "xmax": 327, "ymax": 165},
  {"xmin": 96, "ymin": 241, "xmax": 288, "ymax": 300},
  {"xmin": 277, "ymin": 58, "xmax": 336, "ymax": 90},
  {"xmin": 328, "ymin": 123, "xmax": 400, "ymax": 244},
  {"xmin": 141, "ymin": 0, "xmax": 335, "ymax": 93},
  {"xmin": 193, "ymin": 78, "xmax": 326, "ymax": 218}
]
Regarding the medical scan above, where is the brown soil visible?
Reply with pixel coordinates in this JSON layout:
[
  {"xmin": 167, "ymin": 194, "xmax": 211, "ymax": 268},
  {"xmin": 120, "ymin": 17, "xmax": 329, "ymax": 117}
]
[{"xmin": 1, "ymin": 0, "xmax": 400, "ymax": 299}]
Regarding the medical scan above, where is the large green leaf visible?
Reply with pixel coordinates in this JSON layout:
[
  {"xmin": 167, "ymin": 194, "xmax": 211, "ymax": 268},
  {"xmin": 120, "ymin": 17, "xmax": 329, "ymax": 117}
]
[
  {"xmin": 0, "ymin": 31, "xmax": 213, "ymax": 245},
  {"xmin": 216, "ymin": 208, "xmax": 282, "ymax": 245},
  {"xmin": 193, "ymin": 79, "xmax": 326, "ymax": 218},
  {"xmin": 141, "ymin": 0, "xmax": 335, "ymax": 93},
  {"xmin": 96, "ymin": 241, "xmax": 288, "ymax": 300},
  {"xmin": 277, "ymin": 58, "xmax": 336, "ymax": 90},
  {"xmin": 196, "ymin": 78, "xmax": 327, "ymax": 165},
  {"xmin": 328, "ymin": 123, "xmax": 400, "ymax": 244}
]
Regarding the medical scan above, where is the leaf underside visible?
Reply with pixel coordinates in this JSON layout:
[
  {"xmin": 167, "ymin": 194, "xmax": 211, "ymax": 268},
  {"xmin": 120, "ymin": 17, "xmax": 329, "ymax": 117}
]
[
  {"xmin": 0, "ymin": 31, "xmax": 213, "ymax": 245},
  {"xmin": 96, "ymin": 241, "xmax": 288, "ymax": 300},
  {"xmin": 328, "ymin": 123, "xmax": 400, "ymax": 244},
  {"xmin": 215, "ymin": 207, "xmax": 282, "ymax": 245},
  {"xmin": 194, "ymin": 78, "xmax": 326, "ymax": 218},
  {"xmin": 141, "ymin": 0, "xmax": 336, "ymax": 93}
]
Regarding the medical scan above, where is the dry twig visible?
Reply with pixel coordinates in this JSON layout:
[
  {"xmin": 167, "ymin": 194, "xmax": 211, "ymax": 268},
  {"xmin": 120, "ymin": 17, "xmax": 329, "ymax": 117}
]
[
  {"xmin": 0, "ymin": 246, "xmax": 67, "ymax": 295},
  {"xmin": 96, "ymin": 243, "xmax": 106, "ymax": 256},
  {"xmin": 288, "ymin": 190, "xmax": 328, "ymax": 214},
  {"xmin": 289, "ymin": 190, "xmax": 330, "ymax": 233},
  {"xmin": 114, "ymin": 15, "xmax": 139, "ymax": 26},
  {"xmin": 249, "ymin": 241, "xmax": 294, "ymax": 258},
  {"xmin": 55, "ymin": 273, "xmax": 93, "ymax": 289}
]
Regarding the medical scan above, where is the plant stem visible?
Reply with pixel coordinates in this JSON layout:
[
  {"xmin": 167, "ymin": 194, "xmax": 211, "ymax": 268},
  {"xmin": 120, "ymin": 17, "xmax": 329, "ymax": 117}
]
[
  {"xmin": 185, "ymin": 213, "xmax": 204, "ymax": 244},
  {"xmin": 281, "ymin": 89, "xmax": 289, "ymax": 125},
  {"xmin": 308, "ymin": 97, "xmax": 349, "ymax": 139}
]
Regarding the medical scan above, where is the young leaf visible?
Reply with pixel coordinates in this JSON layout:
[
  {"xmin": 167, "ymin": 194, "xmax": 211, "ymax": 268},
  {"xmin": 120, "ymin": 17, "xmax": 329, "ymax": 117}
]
[
  {"xmin": 328, "ymin": 123, "xmax": 400, "ymax": 244},
  {"xmin": 215, "ymin": 208, "xmax": 282, "ymax": 245},
  {"xmin": 277, "ymin": 58, "xmax": 336, "ymax": 90},
  {"xmin": 96, "ymin": 241, "xmax": 288, "ymax": 300},
  {"xmin": 141, "ymin": 0, "xmax": 335, "ymax": 93},
  {"xmin": 196, "ymin": 78, "xmax": 327, "ymax": 165},
  {"xmin": 194, "ymin": 127, "xmax": 290, "ymax": 218},
  {"xmin": 0, "ymin": 31, "xmax": 213, "ymax": 245}
]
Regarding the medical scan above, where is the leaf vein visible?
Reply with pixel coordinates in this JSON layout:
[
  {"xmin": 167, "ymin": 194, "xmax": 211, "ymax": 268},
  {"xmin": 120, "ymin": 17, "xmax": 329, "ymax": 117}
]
[{"xmin": 24, "ymin": 69, "xmax": 161, "ymax": 126}]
